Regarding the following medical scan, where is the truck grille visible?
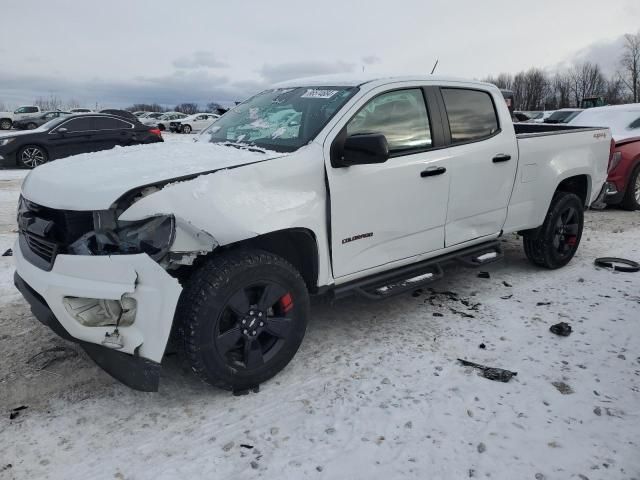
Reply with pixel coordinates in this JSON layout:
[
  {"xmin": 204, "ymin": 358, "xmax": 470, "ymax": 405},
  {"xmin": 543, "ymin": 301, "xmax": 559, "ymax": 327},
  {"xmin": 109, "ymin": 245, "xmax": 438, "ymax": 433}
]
[{"xmin": 17, "ymin": 197, "xmax": 94, "ymax": 270}]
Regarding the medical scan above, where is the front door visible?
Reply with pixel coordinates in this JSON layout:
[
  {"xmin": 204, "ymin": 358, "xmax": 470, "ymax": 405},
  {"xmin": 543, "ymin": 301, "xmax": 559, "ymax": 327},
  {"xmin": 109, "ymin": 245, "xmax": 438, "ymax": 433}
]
[
  {"xmin": 326, "ymin": 87, "xmax": 451, "ymax": 278},
  {"xmin": 439, "ymin": 87, "xmax": 518, "ymax": 246},
  {"xmin": 48, "ymin": 117, "xmax": 96, "ymax": 159}
]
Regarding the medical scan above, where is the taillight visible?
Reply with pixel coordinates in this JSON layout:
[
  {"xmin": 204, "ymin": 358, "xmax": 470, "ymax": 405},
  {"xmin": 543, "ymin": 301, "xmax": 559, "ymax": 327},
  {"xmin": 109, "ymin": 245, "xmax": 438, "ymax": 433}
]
[
  {"xmin": 609, "ymin": 151, "xmax": 622, "ymax": 173},
  {"xmin": 149, "ymin": 128, "xmax": 162, "ymax": 137}
]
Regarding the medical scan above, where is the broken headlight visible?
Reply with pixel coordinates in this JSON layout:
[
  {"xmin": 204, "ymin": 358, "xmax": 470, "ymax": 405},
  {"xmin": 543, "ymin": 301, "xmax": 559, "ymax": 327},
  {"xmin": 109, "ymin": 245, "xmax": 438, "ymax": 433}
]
[{"xmin": 69, "ymin": 214, "xmax": 175, "ymax": 261}]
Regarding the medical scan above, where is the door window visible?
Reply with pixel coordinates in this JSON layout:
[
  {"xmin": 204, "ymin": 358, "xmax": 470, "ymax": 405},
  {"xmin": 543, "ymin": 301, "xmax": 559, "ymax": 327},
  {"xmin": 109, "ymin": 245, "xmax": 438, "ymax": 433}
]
[
  {"xmin": 57, "ymin": 117, "xmax": 93, "ymax": 132},
  {"xmin": 441, "ymin": 89, "xmax": 499, "ymax": 144},
  {"xmin": 346, "ymin": 89, "xmax": 432, "ymax": 154}
]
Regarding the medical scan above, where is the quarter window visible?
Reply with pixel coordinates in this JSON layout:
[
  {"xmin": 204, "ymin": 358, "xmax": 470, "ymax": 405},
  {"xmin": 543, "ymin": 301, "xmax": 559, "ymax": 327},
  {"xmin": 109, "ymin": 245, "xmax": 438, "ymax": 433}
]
[
  {"xmin": 94, "ymin": 117, "xmax": 132, "ymax": 130},
  {"xmin": 442, "ymin": 88, "xmax": 499, "ymax": 144},
  {"xmin": 347, "ymin": 89, "xmax": 432, "ymax": 153}
]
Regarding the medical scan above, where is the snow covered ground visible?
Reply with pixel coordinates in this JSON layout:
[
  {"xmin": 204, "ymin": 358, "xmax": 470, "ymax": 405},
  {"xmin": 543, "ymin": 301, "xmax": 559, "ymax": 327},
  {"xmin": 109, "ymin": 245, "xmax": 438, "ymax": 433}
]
[{"xmin": 0, "ymin": 162, "xmax": 639, "ymax": 480}]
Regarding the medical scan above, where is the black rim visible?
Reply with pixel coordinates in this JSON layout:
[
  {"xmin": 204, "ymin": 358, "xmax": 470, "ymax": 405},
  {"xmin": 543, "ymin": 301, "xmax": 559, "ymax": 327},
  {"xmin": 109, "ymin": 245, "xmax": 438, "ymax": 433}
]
[
  {"xmin": 214, "ymin": 282, "xmax": 294, "ymax": 371},
  {"xmin": 552, "ymin": 205, "xmax": 579, "ymax": 256}
]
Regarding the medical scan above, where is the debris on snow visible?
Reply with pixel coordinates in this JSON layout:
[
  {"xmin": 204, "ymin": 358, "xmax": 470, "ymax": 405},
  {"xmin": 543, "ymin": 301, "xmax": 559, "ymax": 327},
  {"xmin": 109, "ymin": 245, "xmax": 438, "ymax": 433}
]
[
  {"xmin": 549, "ymin": 322, "xmax": 572, "ymax": 336},
  {"xmin": 477, "ymin": 271, "xmax": 490, "ymax": 279},
  {"xmin": 9, "ymin": 405, "xmax": 28, "ymax": 420},
  {"xmin": 458, "ymin": 359, "xmax": 518, "ymax": 382},
  {"xmin": 1, "ymin": 248, "xmax": 11, "ymax": 256},
  {"xmin": 551, "ymin": 381, "xmax": 574, "ymax": 395}
]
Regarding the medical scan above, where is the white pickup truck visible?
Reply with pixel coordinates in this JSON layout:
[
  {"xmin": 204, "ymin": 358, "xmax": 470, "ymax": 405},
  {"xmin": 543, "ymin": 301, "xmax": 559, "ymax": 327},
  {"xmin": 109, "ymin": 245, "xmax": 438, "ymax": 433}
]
[
  {"xmin": 13, "ymin": 75, "xmax": 611, "ymax": 392},
  {"xmin": 0, "ymin": 105, "xmax": 42, "ymax": 129}
]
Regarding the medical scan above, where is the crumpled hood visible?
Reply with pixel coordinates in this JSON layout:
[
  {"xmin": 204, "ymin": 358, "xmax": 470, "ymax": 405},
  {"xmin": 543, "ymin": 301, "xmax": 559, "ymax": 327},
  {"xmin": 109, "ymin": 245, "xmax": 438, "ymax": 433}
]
[{"xmin": 21, "ymin": 141, "xmax": 286, "ymax": 210}]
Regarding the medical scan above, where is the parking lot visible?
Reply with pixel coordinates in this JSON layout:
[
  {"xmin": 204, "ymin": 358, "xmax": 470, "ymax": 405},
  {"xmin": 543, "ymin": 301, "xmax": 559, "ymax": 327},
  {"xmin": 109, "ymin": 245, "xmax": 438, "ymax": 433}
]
[{"xmin": 1, "ymin": 157, "xmax": 639, "ymax": 479}]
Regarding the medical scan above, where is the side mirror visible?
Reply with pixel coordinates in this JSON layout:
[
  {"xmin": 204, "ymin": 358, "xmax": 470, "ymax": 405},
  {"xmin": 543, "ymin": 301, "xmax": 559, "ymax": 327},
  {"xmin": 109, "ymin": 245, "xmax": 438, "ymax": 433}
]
[
  {"xmin": 56, "ymin": 127, "xmax": 68, "ymax": 134},
  {"xmin": 335, "ymin": 133, "xmax": 389, "ymax": 167}
]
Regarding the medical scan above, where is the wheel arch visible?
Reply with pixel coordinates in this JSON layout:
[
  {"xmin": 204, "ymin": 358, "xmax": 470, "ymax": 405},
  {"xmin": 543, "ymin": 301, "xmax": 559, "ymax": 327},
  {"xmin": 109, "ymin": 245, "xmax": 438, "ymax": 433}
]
[
  {"xmin": 554, "ymin": 174, "xmax": 590, "ymax": 207},
  {"xmin": 225, "ymin": 228, "xmax": 320, "ymax": 293}
]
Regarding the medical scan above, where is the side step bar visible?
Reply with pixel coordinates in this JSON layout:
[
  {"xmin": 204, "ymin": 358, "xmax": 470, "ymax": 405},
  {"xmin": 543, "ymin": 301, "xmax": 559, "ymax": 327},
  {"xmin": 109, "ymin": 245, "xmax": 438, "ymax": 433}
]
[{"xmin": 333, "ymin": 241, "xmax": 503, "ymax": 300}]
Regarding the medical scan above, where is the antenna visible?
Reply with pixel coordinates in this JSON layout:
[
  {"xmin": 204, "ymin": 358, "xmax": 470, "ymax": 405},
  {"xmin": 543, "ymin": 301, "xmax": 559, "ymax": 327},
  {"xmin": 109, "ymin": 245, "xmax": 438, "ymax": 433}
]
[{"xmin": 430, "ymin": 59, "xmax": 439, "ymax": 75}]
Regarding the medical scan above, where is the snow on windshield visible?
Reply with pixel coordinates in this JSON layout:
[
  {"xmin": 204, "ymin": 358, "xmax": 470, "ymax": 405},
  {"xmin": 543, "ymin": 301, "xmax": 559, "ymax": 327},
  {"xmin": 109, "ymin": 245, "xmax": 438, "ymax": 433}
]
[
  {"xmin": 569, "ymin": 106, "xmax": 640, "ymax": 140},
  {"xmin": 201, "ymin": 86, "xmax": 358, "ymax": 152}
]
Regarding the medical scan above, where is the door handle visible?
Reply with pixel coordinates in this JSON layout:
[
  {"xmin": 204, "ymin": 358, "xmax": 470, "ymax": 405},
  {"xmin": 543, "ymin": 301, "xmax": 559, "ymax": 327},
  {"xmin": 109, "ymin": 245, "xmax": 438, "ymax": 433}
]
[
  {"xmin": 420, "ymin": 166, "xmax": 446, "ymax": 177},
  {"xmin": 492, "ymin": 154, "xmax": 511, "ymax": 163}
]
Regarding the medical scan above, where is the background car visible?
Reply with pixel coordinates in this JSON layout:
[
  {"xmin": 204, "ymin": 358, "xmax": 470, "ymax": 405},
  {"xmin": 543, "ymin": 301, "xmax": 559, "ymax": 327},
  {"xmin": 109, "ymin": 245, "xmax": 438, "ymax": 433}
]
[
  {"xmin": 141, "ymin": 111, "xmax": 187, "ymax": 131},
  {"xmin": 70, "ymin": 108, "xmax": 92, "ymax": 113},
  {"xmin": 544, "ymin": 108, "xmax": 583, "ymax": 124},
  {"xmin": 0, "ymin": 113, "xmax": 163, "ymax": 168},
  {"xmin": 11, "ymin": 111, "xmax": 72, "ymax": 130},
  {"xmin": 0, "ymin": 105, "xmax": 42, "ymax": 130},
  {"xmin": 171, "ymin": 113, "xmax": 219, "ymax": 133},
  {"xmin": 157, "ymin": 112, "xmax": 188, "ymax": 131},
  {"xmin": 569, "ymin": 104, "xmax": 640, "ymax": 210}
]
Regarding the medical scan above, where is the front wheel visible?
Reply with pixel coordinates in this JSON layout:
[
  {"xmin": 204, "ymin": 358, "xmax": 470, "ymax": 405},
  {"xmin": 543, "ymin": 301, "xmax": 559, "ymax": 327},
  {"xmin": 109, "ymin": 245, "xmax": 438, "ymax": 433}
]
[
  {"xmin": 0, "ymin": 119, "xmax": 11, "ymax": 130},
  {"xmin": 18, "ymin": 145, "xmax": 48, "ymax": 168},
  {"xmin": 26, "ymin": 122, "xmax": 38, "ymax": 130},
  {"xmin": 177, "ymin": 249, "xmax": 310, "ymax": 391},
  {"xmin": 182, "ymin": 124, "xmax": 192, "ymax": 134},
  {"xmin": 523, "ymin": 192, "xmax": 584, "ymax": 269}
]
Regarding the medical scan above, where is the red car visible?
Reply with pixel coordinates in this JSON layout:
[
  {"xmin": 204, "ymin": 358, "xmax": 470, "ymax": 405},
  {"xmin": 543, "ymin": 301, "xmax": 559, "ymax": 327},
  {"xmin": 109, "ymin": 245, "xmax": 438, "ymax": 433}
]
[{"xmin": 569, "ymin": 105, "xmax": 640, "ymax": 210}]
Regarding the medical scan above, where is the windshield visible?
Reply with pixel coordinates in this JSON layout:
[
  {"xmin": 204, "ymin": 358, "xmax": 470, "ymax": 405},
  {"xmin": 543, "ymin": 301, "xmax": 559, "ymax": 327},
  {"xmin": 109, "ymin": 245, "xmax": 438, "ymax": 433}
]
[
  {"xmin": 547, "ymin": 110, "xmax": 581, "ymax": 123},
  {"xmin": 39, "ymin": 116, "xmax": 69, "ymax": 130},
  {"xmin": 203, "ymin": 86, "xmax": 358, "ymax": 152}
]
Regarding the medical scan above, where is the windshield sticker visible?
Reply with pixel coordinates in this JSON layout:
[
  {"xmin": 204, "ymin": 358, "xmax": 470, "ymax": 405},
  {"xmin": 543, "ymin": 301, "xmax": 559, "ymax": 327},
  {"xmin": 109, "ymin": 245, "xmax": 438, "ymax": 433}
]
[{"xmin": 301, "ymin": 89, "xmax": 339, "ymax": 99}]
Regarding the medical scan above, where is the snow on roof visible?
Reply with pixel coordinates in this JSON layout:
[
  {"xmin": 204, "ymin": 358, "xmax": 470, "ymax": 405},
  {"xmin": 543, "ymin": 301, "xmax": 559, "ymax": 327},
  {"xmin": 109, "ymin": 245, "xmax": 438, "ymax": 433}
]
[
  {"xmin": 272, "ymin": 73, "xmax": 492, "ymax": 89},
  {"xmin": 569, "ymin": 103, "xmax": 640, "ymax": 141}
]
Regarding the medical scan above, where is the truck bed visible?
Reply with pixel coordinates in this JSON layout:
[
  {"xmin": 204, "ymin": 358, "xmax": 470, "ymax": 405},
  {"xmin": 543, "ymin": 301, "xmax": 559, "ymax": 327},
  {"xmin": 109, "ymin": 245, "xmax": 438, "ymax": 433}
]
[{"xmin": 514, "ymin": 123, "xmax": 604, "ymax": 138}]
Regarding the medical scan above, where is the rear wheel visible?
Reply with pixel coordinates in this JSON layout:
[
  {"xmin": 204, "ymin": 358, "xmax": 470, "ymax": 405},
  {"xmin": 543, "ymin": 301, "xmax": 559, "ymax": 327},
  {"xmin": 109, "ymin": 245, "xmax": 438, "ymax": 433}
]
[
  {"xmin": 182, "ymin": 124, "xmax": 192, "ymax": 134},
  {"xmin": 523, "ymin": 192, "xmax": 584, "ymax": 269},
  {"xmin": 177, "ymin": 249, "xmax": 310, "ymax": 391},
  {"xmin": 18, "ymin": 145, "xmax": 48, "ymax": 168},
  {"xmin": 620, "ymin": 165, "xmax": 640, "ymax": 211},
  {"xmin": 26, "ymin": 122, "xmax": 38, "ymax": 130},
  {"xmin": 0, "ymin": 119, "xmax": 11, "ymax": 130},
  {"xmin": 158, "ymin": 124, "xmax": 165, "ymax": 131}
]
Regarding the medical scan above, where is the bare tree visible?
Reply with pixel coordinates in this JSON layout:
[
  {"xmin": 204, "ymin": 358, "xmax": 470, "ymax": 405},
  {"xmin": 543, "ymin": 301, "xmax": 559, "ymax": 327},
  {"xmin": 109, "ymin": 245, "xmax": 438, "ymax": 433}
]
[
  {"xmin": 175, "ymin": 103, "xmax": 199, "ymax": 114},
  {"xmin": 34, "ymin": 95, "xmax": 63, "ymax": 111},
  {"xmin": 569, "ymin": 62, "xmax": 606, "ymax": 106},
  {"xmin": 0, "ymin": 101, "xmax": 6, "ymax": 111},
  {"xmin": 65, "ymin": 98, "xmax": 81, "ymax": 109},
  {"xmin": 605, "ymin": 77, "xmax": 627, "ymax": 105},
  {"xmin": 552, "ymin": 72, "xmax": 572, "ymax": 108},
  {"xmin": 620, "ymin": 31, "xmax": 640, "ymax": 103},
  {"xmin": 483, "ymin": 73, "xmax": 514, "ymax": 91},
  {"xmin": 127, "ymin": 103, "xmax": 165, "ymax": 112}
]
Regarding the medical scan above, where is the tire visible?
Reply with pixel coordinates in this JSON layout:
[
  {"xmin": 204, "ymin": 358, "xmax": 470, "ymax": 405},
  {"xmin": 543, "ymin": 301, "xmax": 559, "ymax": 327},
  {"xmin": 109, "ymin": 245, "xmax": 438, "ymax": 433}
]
[
  {"xmin": 26, "ymin": 122, "xmax": 38, "ymax": 130},
  {"xmin": 0, "ymin": 119, "xmax": 11, "ymax": 130},
  {"xmin": 522, "ymin": 191, "xmax": 584, "ymax": 269},
  {"xmin": 620, "ymin": 165, "xmax": 640, "ymax": 211},
  {"xmin": 18, "ymin": 145, "xmax": 48, "ymax": 169},
  {"xmin": 177, "ymin": 249, "xmax": 310, "ymax": 391},
  {"xmin": 182, "ymin": 124, "xmax": 192, "ymax": 134},
  {"xmin": 158, "ymin": 124, "xmax": 165, "ymax": 131}
]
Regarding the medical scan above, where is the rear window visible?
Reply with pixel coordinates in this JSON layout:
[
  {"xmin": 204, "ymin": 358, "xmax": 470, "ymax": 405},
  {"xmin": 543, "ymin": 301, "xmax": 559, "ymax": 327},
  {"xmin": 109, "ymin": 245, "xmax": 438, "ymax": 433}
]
[{"xmin": 442, "ymin": 88, "xmax": 499, "ymax": 144}]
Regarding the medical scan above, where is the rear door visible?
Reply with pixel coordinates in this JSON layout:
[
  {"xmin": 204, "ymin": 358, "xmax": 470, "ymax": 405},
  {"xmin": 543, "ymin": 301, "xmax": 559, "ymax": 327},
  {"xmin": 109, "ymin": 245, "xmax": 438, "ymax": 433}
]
[
  {"xmin": 93, "ymin": 116, "xmax": 136, "ymax": 149},
  {"xmin": 326, "ymin": 86, "xmax": 451, "ymax": 278},
  {"xmin": 439, "ymin": 87, "xmax": 518, "ymax": 246}
]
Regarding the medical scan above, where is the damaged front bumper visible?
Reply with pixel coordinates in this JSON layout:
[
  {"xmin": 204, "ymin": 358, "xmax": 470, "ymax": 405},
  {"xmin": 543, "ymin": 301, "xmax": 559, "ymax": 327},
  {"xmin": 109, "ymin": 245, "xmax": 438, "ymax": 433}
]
[{"xmin": 13, "ymin": 239, "xmax": 182, "ymax": 391}]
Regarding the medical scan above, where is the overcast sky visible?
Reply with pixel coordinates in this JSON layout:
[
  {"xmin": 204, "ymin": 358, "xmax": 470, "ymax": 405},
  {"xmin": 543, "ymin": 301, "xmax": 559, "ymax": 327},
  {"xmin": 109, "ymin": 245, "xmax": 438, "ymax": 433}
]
[{"xmin": 1, "ymin": 0, "xmax": 639, "ymax": 108}]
